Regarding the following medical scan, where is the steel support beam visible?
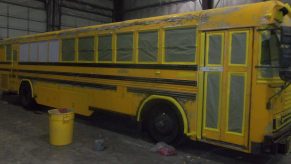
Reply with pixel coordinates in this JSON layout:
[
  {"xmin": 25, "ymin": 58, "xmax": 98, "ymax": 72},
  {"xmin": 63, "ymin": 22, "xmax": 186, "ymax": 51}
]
[
  {"xmin": 113, "ymin": 0, "xmax": 124, "ymax": 22},
  {"xmin": 46, "ymin": 0, "xmax": 61, "ymax": 31},
  {"xmin": 202, "ymin": 0, "xmax": 214, "ymax": 10}
]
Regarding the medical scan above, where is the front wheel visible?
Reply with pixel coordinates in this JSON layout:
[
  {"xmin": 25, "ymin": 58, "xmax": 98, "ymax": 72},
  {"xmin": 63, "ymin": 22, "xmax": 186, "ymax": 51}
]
[
  {"xmin": 146, "ymin": 106, "xmax": 184, "ymax": 144},
  {"xmin": 19, "ymin": 83, "xmax": 36, "ymax": 109}
]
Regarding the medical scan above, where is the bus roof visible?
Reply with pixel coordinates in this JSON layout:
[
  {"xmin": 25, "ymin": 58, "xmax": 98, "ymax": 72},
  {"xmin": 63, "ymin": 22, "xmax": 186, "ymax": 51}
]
[{"xmin": 0, "ymin": 0, "xmax": 289, "ymax": 44}]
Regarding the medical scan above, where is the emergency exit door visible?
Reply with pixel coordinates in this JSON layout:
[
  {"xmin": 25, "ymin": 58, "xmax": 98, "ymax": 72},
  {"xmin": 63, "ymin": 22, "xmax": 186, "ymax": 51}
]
[{"xmin": 202, "ymin": 29, "xmax": 252, "ymax": 147}]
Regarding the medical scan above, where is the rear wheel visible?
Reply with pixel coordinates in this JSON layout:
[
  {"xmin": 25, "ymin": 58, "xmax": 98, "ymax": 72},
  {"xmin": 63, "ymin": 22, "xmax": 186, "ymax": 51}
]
[
  {"xmin": 19, "ymin": 83, "xmax": 36, "ymax": 109},
  {"xmin": 145, "ymin": 104, "xmax": 184, "ymax": 144}
]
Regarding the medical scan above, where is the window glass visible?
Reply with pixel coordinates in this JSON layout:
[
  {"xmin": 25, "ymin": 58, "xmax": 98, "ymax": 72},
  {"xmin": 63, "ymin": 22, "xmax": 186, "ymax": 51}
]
[
  {"xmin": 13, "ymin": 50, "xmax": 17, "ymax": 62},
  {"xmin": 49, "ymin": 40, "xmax": 60, "ymax": 62},
  {"xmin": 38, "ymin": 41, "xmax": 49, "ymax": 62},
  {"xmin": 206, "ymin": 73, "xmax": 221, "ymax": 129},
  {"xmin": 78, "ymin": 37, "xmax": 94, "ymax": 61},
  {"xmin": 117, "ymin": 33, "xmax": 133, "ymax": 62},
  {"xmin": 138, "ymin": 31, "xmax": 158, "ymax": 62},
  {"xmin": 20, "ymin": 44, "xmax": 29, "ymax": 62},
  {"xmin": 62, "ymin": 38, "xmax": 75, "ymax": 61},
  {"xmin": 260, "ymin": 31, "xmax": 280, "ymax": 78},
  {"xmin": 208, "ymin": 35, "xmax": 222, "ymax": 65},
  {"xmin": 98, "ymin": 35, "xmax": 112, "ymax": 62},
  {"xmin": 165, "ymin": 28, "xmax": 196, "ymax": 62},
  {"xmin": 30, "ymin": 43, "xmax": 38, "ymax": 62},
  {"xmin": 6, "ymin": 45, "xmax": 12, "ymax": 61},
  {"xmin": 231, "ymin": 32, "xmax": 247, "ymax": 65},
  {"xmin": 228, "ymin": 75, "xmax": 245, "ymax": 133}
]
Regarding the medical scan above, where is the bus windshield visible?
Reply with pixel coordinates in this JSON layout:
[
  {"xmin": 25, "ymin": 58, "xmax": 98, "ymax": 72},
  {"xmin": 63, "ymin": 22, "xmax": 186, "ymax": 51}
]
[
  {"xmin": 260, "ymin": 30, "xmax": 281, "ymax": 78},
  {"xmin": 261, "ymin": 30, "xmax": 280, "ymax": 67}
]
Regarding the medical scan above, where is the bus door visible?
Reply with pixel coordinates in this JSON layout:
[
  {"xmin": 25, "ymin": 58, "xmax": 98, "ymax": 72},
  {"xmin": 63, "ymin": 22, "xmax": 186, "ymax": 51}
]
[{"xmin": 201, "ymin": 29, "xmax": 252, "ymax": 147}]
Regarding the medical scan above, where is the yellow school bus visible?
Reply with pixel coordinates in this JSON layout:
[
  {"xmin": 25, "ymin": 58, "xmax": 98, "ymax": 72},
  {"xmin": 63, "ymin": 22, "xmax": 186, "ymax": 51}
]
[{"xmin": 0, "ymin": 0, "xmax": 291, "ymax": 154}]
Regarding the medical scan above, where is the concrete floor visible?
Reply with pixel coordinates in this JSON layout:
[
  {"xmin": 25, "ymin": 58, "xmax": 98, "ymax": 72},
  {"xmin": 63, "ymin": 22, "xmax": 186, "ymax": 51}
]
[{"xmin": 0, "ymin": 93, "xmax": 290, "ymax": 164}]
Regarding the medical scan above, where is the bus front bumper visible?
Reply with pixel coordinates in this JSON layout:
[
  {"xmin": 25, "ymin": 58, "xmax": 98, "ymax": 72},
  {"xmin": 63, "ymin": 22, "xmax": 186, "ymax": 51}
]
[{"xmin": 262, "ymin": 123, "xmax": 291, "ymax": 154}]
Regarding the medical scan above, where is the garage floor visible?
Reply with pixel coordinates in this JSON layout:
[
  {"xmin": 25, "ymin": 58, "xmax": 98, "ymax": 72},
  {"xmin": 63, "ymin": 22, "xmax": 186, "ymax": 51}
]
[{"xmin": 0, "ymin": 93, "xmax": 290, "ymax": 164}]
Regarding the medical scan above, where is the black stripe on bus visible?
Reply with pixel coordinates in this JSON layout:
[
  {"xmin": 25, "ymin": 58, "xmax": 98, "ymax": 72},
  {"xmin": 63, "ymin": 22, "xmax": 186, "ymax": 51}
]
[
  {"xmin": 128, "ymin": 87, "xmax": 196, "ymax": 100},
  {"xmin": 18, "ymin": 62, "xmax": 198, "ymax": 71},
  {"xmin": 0, "ymin": 62, "xmax": 11, "ymax": 64},
  {"xmin": 19, "ymin": 76, "xmax": 117, "ymax": 90},
  {"xmin": 0, "ymin": 68, "xmax": 11, "ymax": 72},
  {"xmin": 16, "ymin": 69, "xmax": 197, "ymax": 86}
]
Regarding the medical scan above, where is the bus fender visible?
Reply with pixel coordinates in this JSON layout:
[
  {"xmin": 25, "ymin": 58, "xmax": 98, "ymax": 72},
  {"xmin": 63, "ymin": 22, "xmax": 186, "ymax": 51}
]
[
  {"xmin": 136, "ymin": 95, "xmax": 189, "ymax": 134},
  {"xmin": 19, "ymin": 79, "xmax": 34, "ymax": 97}
]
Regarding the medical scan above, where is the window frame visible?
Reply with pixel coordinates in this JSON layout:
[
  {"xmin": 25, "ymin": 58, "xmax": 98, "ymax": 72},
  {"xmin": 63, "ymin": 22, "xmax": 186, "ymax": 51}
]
[
  {"xmin": 258, "ymin": 31, "xmax": 280, "ymax": 80},
  {"xmin": 163, "ymin": 26, "xmax": 197, "ymax": 64},
  {"xmin": 228, "ymin": 30, "xmax": 249, "ymax": 67},
  {"xmin": 97, "ymin": 34, "xmax": 114, "ymax": 63},
  {"xmin": 77, "ymin": 36, "xmax": 96, "ymax": 63},
  {"xmin": 5, "ymin": 44, "xmax": 12, "ymax": 62},
  {"xmin": 137, "ymin": 29, "xmax": 159, "ymax": 64},
  {"xmin": 61, "ymin": 37, "xmax": 77, "ymax": 62},
  {"xmin": 116, "ymin": 32, "xmax": 135, "ymax": 63}
]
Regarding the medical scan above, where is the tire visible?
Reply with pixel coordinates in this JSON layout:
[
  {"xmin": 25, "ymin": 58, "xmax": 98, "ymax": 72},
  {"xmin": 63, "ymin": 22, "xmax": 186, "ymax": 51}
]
[
  {"xmin": 19, "ymin": 83, "xmax": 36, "ymax": 109},
  {"xmin": 145, "ymin": 104, "xmax": 184, "ymax": 144}
]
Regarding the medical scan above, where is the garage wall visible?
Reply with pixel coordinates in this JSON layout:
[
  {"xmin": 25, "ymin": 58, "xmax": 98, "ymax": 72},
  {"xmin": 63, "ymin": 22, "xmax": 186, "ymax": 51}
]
[
  {"xmin": 123, "ymin": 0, "xmax": 202, "ymax": 20},
  {"xmin": 0, "ymin": 0, "xmax": 46, "ymax": 39},
  {"xmin": 61, "ymin": 0, "xmax": 113, "ymax": 29},
  {"xmin": 123, "ymin": 0, "xmax": 291, "ymax": 20},
  {"xmin": 0, "ymin": 0, "xmax": 114, "ymax": 39}
]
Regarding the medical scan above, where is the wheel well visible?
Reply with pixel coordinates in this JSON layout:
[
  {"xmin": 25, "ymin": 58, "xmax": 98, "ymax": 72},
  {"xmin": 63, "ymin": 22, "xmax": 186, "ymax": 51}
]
[
  {"xmin": 19, "ymin": 80, "xmax": 33, "ymax": 97},
  {"xmin": 138, "ymin": 97, "xmax": 187, "ymax": 134}
]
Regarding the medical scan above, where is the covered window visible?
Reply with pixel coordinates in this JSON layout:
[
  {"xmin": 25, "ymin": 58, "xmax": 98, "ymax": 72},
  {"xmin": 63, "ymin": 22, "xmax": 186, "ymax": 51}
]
[
  {"xmin": 49, "ymin": 40, "xmax": 60, "ymax": 62},
  {"xmin": 165, "ymin": 28, "xmax": 196, "ymax": 62},
  {"xmin": 98, "ymin": 35, "xmax": 112, "ymax": 62},
  {"xmin": 78, "ymin": 37, "xmax": 95, "ymax": 62},
  {"xmin": 38, "ymin": 41, "xmax": 49, "ymax": 62},
  {"xmin": 20, "ymin": 43, "xmax": 29, "ymax": 62},
  {"xmin": 230, "ymin": 32, "xmax": 247, "ymax": 65},
  {"xmin": 208, "ymin": 34, "xmax": 223, "ymax": 65},
  {"xmin": 62, "ymin": 38, "xmax": 75, "ymax": 62},
  {"xmin": 30, "ymin": 43, "xmax": 38, "ymax": 62},
  {"xmin": 6, "ymin": 45, "xmax": 12, "ymax": 61},
  {"xmin": 138, "ymin": 31, "xmax": 158, "ymax": 62},
  {"xmin": 117, "ymin": 33, "xmax": 133, "ymax": 62}
]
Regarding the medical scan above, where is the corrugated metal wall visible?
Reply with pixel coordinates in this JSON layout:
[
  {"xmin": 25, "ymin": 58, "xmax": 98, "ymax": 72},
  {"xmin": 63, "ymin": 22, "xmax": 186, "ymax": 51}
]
[
  {"xmin": 123, "ymin": 0, "xmax": 291, "ymax": 20},
  {"xmin": 61, "ymin": 0, "xmax": 113, "ymax": 29},
  {"xmin": 0, "ymin": 0, "xmax": 113, "ymax": 39},
  {"xmin": 0, "ymin": 0, "xmax": 46, "ymax": 38}
]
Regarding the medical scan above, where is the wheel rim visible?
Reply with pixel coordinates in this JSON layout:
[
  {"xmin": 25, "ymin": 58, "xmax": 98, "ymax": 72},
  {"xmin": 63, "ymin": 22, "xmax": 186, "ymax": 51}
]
[{"xmin": 153, "ymin": 112, "xmax": 175, "ymax": 136}]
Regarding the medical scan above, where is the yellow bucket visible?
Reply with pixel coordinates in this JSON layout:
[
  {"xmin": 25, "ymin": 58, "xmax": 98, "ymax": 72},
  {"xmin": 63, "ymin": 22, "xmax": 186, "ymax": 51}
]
[{"xmin": 48, "ymin": 109, "xmax": 75, "ymax": 146}]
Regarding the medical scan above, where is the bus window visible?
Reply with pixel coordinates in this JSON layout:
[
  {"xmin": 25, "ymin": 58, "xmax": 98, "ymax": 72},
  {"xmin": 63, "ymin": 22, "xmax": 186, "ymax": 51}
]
[
  {"xmin": 49, "ymin": 40, "xmax": 60, "ymax": 62},
  {"xmin": 230, "ymin": 32, "xmax": 247, "ymax": 65},
  {"xmin": 6, "ymin": 45, "xmax": 12, "ymax": 61},
  {"xmin": 208, "ymin": 34, "xmax": 223, "ymax": 65},
  {"xmin": 20, "ymin": 43, "xmax": 29, "ymax": 62},
  {"xmin": 62, "ymin": 38, "xmax": 75, "ymax": 62},
  {"xmin": 260, "ymin": 31, "xmax": 280, "ymax": 78},
  {"xmin": 165, "ymin": 28, "xmax": 196, "ymax": 63},
  {"xmin": 78, "ymin": 37, "xmax": 94, "ymax": 62},
  {"xmin": 117, "ymin": 33, "xmax": 133, "ymax": 62},
  {"xmin": 30, "ymin": 43, "xmax": 38, "ymax": 62},
  {"xmin": 98, "ymin": 35, "xmax": 112, "ymax": 62},
  {"xmin": 138, "ymin": 31, "xmax": 158, "ymax": 63},
  {"xmin": 38, "ymin": 41, "xmax": 49, "ymax": 62}
]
